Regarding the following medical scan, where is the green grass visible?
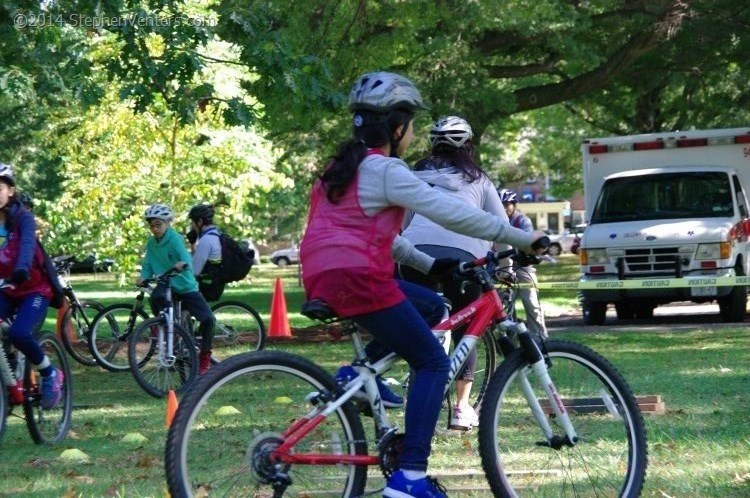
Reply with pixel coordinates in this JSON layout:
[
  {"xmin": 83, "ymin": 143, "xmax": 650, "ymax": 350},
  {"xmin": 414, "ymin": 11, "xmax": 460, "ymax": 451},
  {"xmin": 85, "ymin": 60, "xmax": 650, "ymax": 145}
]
[{"xmin": 2, "ymin": 262, "xmax": 749, "ymax": 496}]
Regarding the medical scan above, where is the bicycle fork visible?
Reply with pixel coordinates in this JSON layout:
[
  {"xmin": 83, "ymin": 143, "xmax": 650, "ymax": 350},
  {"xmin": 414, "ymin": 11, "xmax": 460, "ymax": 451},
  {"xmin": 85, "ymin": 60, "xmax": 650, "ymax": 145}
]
[
  {"xmin": 502, "ymin": 321, "xmax": 580, "ymax": 449},
  {"xmin": 156, "ymin": 293, "xmax": 177, "ymax": 368}
]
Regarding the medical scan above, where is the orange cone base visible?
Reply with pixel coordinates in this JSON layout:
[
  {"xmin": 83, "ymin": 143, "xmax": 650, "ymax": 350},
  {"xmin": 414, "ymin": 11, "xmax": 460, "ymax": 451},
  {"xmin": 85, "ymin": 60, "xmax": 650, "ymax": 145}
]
[{"xmin": 268, "ymin": 277, "xmax": 293, "ymax": 339}]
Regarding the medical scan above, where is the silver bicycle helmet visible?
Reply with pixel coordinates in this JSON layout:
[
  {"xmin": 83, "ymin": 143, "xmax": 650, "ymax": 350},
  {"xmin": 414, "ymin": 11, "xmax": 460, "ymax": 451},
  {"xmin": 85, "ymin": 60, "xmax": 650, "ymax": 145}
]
[
  {"xmin": 0, "ymin": 163, "xmax": 15, "ymax": 186},
  {"xmin": 429, "ymin": 116, "xmax": 473, "ymax": 149},
  {"xmin": 144, "ymin": 203, "xmax": 175, "ymax": 222},
  {"xmin": 348, "ymin": 72, "xmax": 428, "ymax": 113}
]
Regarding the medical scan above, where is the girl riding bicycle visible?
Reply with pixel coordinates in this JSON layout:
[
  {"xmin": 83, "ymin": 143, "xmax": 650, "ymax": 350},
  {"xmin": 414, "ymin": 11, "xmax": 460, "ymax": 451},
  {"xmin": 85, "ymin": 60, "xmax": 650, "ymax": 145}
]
[
  {"xmin": 400, "ymin": 115, "xmax": 506, "ymax": 431},
  {"xmin": 0, "ymin": 163, "xmax": 64, "ymax": 409},
  {"xmin": 300, "ymin": 72, "xmax": 546, "ymax": 497}
]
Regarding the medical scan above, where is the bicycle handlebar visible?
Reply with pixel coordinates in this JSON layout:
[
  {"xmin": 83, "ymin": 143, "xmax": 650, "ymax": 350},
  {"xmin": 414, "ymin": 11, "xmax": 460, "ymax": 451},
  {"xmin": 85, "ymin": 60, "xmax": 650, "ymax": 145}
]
[
  {"xmin": 459, "ymin": 235, "xmax": 551, "ymax": 273},
  {"xmin": 138, "ymin": 266, "xmax": 184, "ymax": 287}
]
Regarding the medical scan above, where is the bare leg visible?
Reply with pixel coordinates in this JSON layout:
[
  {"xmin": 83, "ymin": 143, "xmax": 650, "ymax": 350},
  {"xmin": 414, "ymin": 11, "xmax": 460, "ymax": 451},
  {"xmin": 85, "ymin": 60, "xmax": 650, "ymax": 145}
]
[{"xmin": 455, "ymin": 379, "xmax": 473, "ymax": 408}]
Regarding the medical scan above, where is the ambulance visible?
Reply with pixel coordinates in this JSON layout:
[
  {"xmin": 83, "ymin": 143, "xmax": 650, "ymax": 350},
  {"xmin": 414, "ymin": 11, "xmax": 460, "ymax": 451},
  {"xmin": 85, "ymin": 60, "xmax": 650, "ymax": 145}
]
[{"xmin": 578, "ymin": 127, "xmax": 750, "ymax": 324}]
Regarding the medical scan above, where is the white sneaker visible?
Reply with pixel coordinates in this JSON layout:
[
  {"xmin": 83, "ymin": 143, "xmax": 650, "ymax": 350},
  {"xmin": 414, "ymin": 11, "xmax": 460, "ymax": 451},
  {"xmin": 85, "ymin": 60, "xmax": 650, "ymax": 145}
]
[{"xmin": 450, "ymin": 405, "xmax": 479, "ymax": 430}]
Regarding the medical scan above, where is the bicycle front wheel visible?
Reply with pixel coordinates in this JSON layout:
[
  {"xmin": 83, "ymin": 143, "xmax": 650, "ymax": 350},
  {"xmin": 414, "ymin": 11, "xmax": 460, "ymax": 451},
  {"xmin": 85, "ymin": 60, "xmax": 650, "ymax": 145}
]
[
  {"xmin": 479, "ymin": 339, "xmax": 647, "ymax": 497},
  {"xmin": 24, "ymin": 333, "xmax": 73, "ymax": 444},
  {"xmin": 60, "ymin": 300, "xmax": 103, "ymax": 367},
  {"xmin": 89, "ymin": 304, "xmax": 149, "ymax": 372},
  {"xmin": 209, "ymin": 301, "xmax": 266, "ymax": 359},
  {"xmin": 165, "ymin": 350, "xmax": 368, "ymax": 498},
  {"xmin": 129, "ymin": 318, "xmax": 198, "ymax": 398}
]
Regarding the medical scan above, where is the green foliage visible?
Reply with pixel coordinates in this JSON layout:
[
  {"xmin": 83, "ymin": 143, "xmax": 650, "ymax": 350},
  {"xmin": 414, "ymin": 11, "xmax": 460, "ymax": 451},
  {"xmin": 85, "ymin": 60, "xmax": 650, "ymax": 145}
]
[
  {"xmin": 4, "ymin": 0, "xmax": 750, "ymax": 259},
  {"xmin": 42, "ymin": 90, "xmax": 289, "ymax": 279}
]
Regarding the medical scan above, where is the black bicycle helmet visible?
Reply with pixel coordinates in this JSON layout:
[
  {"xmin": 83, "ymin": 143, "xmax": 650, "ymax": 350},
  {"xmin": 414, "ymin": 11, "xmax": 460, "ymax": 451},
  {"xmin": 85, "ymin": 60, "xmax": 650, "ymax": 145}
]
[{"xmin": 189, "ymin": 204, "xmax": 215, "ymax": 224}]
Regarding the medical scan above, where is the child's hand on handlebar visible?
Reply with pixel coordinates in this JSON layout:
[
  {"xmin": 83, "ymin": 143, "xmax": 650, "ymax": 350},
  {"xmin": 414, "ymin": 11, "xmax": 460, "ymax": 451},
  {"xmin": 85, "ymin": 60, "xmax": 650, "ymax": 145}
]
[
  {"xmin": 527, "ymin": 230, "xmax": 550, "ymax": 255},
  {"xmin": 427, "ymin": 257, "xmax": 461, "ymax": 282},
  {"xmin": 173, "ymin": 262, "xmax": 187, "ymax": 272}
]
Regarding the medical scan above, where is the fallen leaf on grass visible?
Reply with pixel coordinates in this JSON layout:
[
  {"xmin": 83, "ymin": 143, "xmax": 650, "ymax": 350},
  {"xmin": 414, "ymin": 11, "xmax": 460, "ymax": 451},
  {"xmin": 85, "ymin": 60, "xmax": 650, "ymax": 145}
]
[
  {"xmin": 121, "ymin": 432, "xmax": 149, "ymax": 446},
  {"xmin": 59, "ymin": 448, "xmax": 91, "ymax": 463}
]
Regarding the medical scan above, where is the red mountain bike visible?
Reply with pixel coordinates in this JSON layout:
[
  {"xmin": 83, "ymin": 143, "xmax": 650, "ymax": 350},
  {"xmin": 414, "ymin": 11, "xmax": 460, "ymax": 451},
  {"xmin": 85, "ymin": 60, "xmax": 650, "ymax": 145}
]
[{"xmin": 165, "ymin": 248, "xmax": 648, "ymax": 497}]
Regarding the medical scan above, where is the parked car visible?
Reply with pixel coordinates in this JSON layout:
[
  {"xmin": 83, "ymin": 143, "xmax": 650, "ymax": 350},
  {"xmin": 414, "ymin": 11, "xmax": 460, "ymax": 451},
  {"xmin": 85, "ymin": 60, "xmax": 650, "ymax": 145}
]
[
  {"xmin": 270, "ymin": 246, "xmax": 299, "ymax": 267},
  {"xmin": 54, "ymin": 254, "xmax": 114, "ymax": 273},
  {"xmin": 545, "ymin": 230, "xmax": 577, "ymax": 256}
]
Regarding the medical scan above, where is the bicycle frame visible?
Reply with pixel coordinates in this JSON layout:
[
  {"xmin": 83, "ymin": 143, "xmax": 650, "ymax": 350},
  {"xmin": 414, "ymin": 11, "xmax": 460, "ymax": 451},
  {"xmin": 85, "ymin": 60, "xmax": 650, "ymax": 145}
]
[{"xmin": 272, "ymin": 252, "xmax": 579, "ymax": 468}]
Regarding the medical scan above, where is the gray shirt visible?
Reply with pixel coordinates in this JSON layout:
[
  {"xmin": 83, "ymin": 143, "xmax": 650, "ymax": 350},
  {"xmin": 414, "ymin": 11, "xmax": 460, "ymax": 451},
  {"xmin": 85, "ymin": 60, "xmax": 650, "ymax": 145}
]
[
  {"xmin": 355, "ymin": 154, "xmax": 534, "ymax": 273},
  {"xmin": 192, "ymin": 226, "xmax": 222, "ymax": 275},
  {"xmin": 402, "ymin": 166, "xmax": 507, "ymax": 259}
]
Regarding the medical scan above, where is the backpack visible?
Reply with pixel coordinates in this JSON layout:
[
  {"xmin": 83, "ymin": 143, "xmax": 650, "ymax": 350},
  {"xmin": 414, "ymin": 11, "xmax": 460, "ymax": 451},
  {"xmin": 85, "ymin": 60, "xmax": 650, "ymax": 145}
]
[
  {"xmin": 38, "ymin": 241, "xmax": 65, "ymax": 309},
  {"xmin": 205, "ymin": 231, "xmax": 254, "ymax": 284}
]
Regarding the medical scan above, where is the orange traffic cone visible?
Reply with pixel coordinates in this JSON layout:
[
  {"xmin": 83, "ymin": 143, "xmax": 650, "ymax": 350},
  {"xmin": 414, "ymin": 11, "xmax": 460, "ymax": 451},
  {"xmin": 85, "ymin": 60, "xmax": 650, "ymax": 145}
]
[
  {"xmin": 268, "ymin": 278, "xmax": 292, "ymax": 339},
  {"xmin": 166, "ymin": 389, "xmax": 178, "ymax": 428}
]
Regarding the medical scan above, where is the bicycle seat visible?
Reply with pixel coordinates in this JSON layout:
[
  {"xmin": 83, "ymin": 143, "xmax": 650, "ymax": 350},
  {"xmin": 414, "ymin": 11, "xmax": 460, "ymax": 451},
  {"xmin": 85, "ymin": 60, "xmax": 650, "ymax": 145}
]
[{"xmin": 300, "ymin": 299, "xmax": 340, "ymax": 322}]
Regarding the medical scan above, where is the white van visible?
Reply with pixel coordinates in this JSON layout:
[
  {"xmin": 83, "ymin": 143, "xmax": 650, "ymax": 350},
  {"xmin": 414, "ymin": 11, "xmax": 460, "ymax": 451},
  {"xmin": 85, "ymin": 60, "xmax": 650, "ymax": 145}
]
[{"xmin": 578, "ymin": 127, "xmax": 750, "ymax": 324}]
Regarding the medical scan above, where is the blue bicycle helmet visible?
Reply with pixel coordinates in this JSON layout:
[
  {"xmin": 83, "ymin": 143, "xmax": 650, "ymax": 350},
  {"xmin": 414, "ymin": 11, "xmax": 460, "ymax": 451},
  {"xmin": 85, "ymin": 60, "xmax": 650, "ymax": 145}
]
[{"xmin": 501, "ymin": 190, "xmax": 518, "ymax": 204}]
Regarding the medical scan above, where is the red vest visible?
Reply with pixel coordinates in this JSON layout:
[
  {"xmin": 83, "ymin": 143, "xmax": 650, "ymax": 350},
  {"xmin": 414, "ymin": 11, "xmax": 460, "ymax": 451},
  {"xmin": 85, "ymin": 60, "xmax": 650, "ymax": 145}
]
[
  {"xmin": 301, "ymin": 156, "xmax": 406, "ymax": 316},
  {"xmin": 0, "ymin": 229, "xmax": 53, "ymax": 301}
]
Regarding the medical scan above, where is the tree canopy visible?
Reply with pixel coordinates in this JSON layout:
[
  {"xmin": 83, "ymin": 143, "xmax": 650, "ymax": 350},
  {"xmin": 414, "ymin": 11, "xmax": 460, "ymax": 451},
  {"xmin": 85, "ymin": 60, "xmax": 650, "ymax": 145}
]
[{"xmin": 2, "ymin": 0, "xmax": 750, "ymax": 274}]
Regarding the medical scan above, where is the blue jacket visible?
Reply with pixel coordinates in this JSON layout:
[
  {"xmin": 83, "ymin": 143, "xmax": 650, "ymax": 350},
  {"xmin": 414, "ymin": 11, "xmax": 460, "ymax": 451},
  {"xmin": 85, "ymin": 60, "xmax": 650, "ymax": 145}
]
[{"xmin": 140, "ymin": 227, "xmax": 199, "ymax": 294}]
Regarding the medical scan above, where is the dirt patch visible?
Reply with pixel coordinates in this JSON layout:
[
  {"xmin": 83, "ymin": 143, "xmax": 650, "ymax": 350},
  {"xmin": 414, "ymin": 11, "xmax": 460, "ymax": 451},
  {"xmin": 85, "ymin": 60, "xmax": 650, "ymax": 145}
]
[{"xmin": 267, "ymin": 323, "xmax": 372, "ymax": 343}]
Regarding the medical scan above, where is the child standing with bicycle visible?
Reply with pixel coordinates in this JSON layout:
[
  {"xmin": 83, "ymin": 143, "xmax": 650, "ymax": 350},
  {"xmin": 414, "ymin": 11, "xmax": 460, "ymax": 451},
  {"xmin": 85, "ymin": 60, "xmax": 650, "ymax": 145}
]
[
  {"xmin": 300, "ymin": 72, "xmax": 546, "ymax": 497},
  {"xmin": 0, "ymin": 163, "xmax": 64, "ymax": 409},
  {"xmin": 137, "ymin": 204, "xmax": 216, "ymax": 375}
]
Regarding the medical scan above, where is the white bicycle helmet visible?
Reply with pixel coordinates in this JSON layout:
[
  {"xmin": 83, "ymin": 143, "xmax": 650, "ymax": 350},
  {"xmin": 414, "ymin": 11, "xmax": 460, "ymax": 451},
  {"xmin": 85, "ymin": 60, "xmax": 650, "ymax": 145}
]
[
  {"xmin": 348, "ymin": 71, "xmax": 428, "ymax": 113},
  {"xmin": 144, "ymin": 203, "xmax": 174, "ymax": 222},
  {"xmin": 0, "ymin": 163, "xmax": 15, "ymax": 186},
  {"xmin": 429, "ymin": 116, "xmax": 473, "ymax": 149}
]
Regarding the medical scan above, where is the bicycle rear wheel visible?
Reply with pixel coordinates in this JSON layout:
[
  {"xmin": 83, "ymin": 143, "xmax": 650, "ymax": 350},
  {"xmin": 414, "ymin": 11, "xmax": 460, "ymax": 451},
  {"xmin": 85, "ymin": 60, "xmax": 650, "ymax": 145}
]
[
  {"xmin": 165, "ymin": 350, "xmax": 368, "ymax": 498},
  {"xmin": 128, "ymin": 317, "xmax": 198, "ymax": 398},
  {"xmin": 89, "ymin": 304, "xmax": 149, "ymax": 372},
  {"xmin": 60, "ymin": 300, "xmax": 103, "ymax": 367},
  {"xmin": 24, "ymin": 333, "xmax": 73, "ymax": 444},
  {"xmin": 209, "ymin": 301, "xmax": 265, "ymax": 359},
  {"xmin": 478, "ymin": 339, "xmax": 647, "ymax": 497}
]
